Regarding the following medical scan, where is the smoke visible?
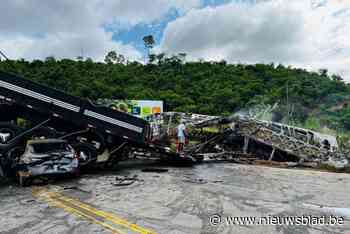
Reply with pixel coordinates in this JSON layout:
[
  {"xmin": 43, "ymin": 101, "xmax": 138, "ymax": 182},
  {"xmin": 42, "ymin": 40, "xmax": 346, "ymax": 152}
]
[{"xmin": 232, "ymin": 103, "xmax": 280, "ymax": 121}]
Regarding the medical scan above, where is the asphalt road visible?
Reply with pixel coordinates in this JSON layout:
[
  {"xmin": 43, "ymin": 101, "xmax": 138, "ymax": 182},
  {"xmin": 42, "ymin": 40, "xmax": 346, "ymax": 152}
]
[{"xmin": 1, "ymin": 161, "xmax": 350, "ymax": 234}]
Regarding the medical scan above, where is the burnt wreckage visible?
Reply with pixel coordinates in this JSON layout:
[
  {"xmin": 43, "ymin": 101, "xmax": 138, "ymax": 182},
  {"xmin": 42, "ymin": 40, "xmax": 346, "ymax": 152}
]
[{"xmin": 149, "ymin": 112, "xmax": 350, "ymax": 171}]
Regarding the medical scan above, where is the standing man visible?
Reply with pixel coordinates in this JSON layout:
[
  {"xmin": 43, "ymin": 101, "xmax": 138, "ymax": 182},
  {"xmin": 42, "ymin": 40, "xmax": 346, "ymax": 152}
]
[{"xmin": 177, "ymin": 120, "xmax": 187, "ymax": 153}]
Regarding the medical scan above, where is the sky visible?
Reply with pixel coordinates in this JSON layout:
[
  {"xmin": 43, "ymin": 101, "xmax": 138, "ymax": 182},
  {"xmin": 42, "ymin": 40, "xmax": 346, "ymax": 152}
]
[{"xmin": 0, "ymin": 0, "xmax": 349, "ymax": 80}]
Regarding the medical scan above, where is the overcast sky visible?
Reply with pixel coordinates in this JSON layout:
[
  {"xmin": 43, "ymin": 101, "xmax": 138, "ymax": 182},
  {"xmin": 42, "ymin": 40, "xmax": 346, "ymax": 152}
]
[{"xmin": 0, "ymin": 0, "xmax": 349, "ymax": 80}]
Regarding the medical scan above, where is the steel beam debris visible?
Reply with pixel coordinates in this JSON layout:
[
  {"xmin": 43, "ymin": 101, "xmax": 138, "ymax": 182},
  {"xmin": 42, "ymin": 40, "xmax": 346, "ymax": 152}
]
[{"xmin": 149, "ymin": 112, "xmax": 350, "ymax": 172}]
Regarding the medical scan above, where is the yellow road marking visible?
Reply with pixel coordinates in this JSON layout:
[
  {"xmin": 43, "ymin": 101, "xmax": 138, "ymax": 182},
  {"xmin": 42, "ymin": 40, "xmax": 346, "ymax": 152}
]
[
  {"xmin": 45, "ymin": 197, "xmax": 125, "ymax": 234},
  {"xmin": 32, "ymin": 187, "xmax": 156, "ymax": 234}
]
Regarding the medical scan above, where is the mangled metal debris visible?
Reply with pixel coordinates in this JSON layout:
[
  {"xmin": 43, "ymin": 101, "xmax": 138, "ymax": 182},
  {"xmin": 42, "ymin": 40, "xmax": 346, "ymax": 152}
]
[
  {"xmin": 114, "ymin": 175, "xmax": 143, "ymax": 186},
  {"xmin": 148, "ymin": 112, "xmax": 350, "ymax": 172}
]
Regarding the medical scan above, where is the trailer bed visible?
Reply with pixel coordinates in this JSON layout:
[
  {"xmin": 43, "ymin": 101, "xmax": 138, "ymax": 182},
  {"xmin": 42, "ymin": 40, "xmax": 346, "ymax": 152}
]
[{"xmin": 0, "ymin": 71, "xmax": 150, "ymax": 145}]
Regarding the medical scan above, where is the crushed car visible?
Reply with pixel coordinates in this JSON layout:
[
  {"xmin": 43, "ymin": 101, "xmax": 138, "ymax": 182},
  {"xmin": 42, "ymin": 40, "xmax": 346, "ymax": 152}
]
[{"xmin": 16, "ymin": 139, "xmax": 79, "ymax": 186}]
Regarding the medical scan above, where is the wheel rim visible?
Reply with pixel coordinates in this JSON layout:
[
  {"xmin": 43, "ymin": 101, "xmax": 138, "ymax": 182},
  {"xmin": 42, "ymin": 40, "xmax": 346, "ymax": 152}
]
[
  {"xmin": 75, "ymin": 134, "xmax": 105, "ymax": 154},
  {"xmin": 79, "ymin": 150, "xmax": 92, "ymax": 165},
  {"xmin": 0, "ymin": 128, "xmax": 15, "ymax": 143}
]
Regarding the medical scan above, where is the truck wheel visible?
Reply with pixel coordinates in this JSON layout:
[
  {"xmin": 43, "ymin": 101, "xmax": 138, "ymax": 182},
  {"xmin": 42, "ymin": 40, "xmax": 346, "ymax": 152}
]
[
  {"xmin": 0, "ymin": 122, "xmax": 22, "ymax": 143},
  {"xmin": 73, "ymin": 143, "xmax": 98, "ymax": 167},
  {"xmin": 80, "ymin": 132, "xmax": 106, "ymax": 155},
  {"xmin": 66, "ymin": 131, "xmax": 106, "ymax": 155},
  {"xmin": 6, "ymin": 146, "xmax": 26, "ymax": 177}
]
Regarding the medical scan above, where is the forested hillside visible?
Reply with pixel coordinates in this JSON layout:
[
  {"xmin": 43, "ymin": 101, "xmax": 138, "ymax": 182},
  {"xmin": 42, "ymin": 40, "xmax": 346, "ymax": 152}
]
[{"xmin": 0, "ymin": 54, "xmax": 349, "ymax": 132}]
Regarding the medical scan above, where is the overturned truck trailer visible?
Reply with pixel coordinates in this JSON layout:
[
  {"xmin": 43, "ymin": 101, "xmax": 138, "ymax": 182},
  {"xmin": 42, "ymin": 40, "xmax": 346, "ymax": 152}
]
[{"xmin": 0, "ymin": 71, "xmax": 154, "ymax": 176}]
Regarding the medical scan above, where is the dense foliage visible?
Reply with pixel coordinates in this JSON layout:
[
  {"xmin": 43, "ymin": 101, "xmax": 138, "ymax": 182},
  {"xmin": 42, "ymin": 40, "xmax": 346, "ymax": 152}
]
[{"xmin": 0, "ymin": 55, "xmax": 349, "ymax": 131}]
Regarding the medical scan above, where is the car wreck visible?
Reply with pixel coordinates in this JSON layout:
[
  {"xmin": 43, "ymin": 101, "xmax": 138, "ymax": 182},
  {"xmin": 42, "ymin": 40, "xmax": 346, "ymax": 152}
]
[{"xmin": 16, "ymin": 139, "xmax": 79, "ymax": 186}]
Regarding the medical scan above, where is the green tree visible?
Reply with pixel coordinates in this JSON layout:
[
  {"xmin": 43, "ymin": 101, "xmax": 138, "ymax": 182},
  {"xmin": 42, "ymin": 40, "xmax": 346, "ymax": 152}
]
[{"xmin": 143, "ymin": 35, "xmax": 155, "ymax": 62}]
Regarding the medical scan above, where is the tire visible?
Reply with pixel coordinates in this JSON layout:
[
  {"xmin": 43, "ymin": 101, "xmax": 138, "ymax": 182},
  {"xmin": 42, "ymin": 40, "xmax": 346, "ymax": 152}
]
[
  {"xmin": 6, "ymin": 146, "xmax": 26, "ymax": 177},
  {"xmin": 73, "ymin": 142, "xmax": 98, "ymax": 167},
  {"xmin": 0, "ymin": 122, "xmax": 22, "ymax": 143},
  {"xmin": 67, "ymin": 131, "xmax": 106, "ymax": 155},
  {"xmin": 85, "ymin": 131, "xmax": 106, "ymax": 155}
]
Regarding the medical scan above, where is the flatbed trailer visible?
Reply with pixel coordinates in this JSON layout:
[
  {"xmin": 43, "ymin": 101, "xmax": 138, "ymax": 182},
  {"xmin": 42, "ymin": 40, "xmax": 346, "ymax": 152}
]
[{"xmin": 0, "ymin": 71, "xmax": 158, "ymax": 175}]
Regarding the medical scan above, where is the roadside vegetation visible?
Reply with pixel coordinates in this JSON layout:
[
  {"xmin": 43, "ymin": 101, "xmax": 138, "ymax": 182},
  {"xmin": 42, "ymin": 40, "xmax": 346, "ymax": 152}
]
[{"xmin": 1, "ymin": 52, "xmax": 350, "ymax": 141}]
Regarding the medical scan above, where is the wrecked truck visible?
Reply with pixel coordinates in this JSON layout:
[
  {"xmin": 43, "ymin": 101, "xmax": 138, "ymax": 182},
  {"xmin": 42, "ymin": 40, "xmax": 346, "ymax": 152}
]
[
  {"xmin": 0, "ymin": 71, "xmax": 197, "ymax": 179},
  {"xmin": 0, "ymin": 70, "xmax": 148, "ymax": 176}
]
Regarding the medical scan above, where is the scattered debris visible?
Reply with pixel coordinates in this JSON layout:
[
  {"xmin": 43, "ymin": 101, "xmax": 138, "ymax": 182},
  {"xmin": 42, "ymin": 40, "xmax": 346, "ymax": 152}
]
[
  {"xmin": 113, "ymin": 175, "xmax": 143, "ymax": 186},
  {"xmin": 62, "ymin": 186, "xmax": 90, "ymax": 193},
  {"xmin": 182, "ymin": 177, "xmax": 224, "ymax": 184},
  {"xmin": 25, "ymin": 199, "xmax": 36, "ymax": 203},
  {"xmin": 63, "ymin": 186, "xmax": 79, "ymax": 190},
  {"xmin": 183, "ymin": 178, "xmax": 208, "ymax": 184},
  {"xmin": 141, "ymin": 168, "xmax": 169, "ymax": 173},
  {"xmin": 212, "ymin": 180, "xmax": 224, "ymax": 183}
]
